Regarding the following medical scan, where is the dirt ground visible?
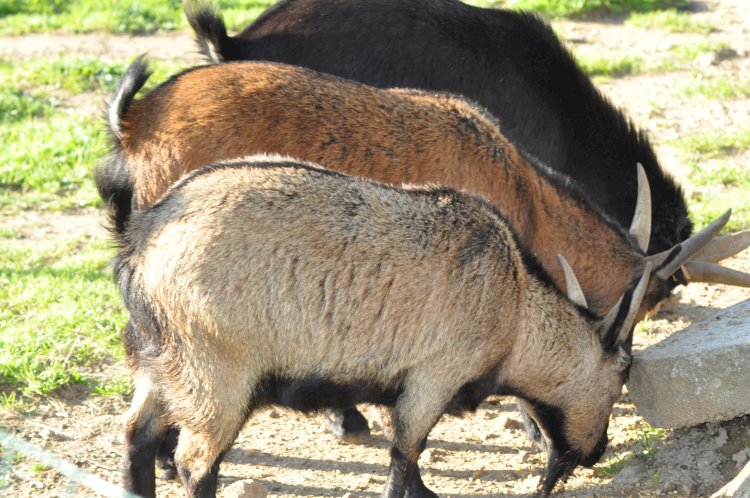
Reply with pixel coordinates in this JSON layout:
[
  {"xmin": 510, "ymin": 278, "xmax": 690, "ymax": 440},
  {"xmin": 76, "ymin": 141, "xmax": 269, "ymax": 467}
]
[{"xmin": 2, "ymin": 0, "xmax": 750, "ymax": 497}]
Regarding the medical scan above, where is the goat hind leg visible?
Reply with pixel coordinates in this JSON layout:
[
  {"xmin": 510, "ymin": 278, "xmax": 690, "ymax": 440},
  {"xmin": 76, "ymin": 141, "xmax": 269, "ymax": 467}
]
[
  {"xmin": 123, "ymin": 373, "xmax": 168, "ymax": 498},
  {"xmin": 382, "ymin": 386, "xmax": 448, "ymax": 498}
]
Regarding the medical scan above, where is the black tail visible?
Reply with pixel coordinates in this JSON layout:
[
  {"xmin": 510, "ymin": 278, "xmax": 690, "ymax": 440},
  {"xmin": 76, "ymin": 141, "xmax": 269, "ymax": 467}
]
[
  {"xmin": 96, "ymin": 55, "xmax": 151, "ymax": 237},
  {"xmin": 183, "ymin": 0, "xmax": 235, "ymax": 63}
]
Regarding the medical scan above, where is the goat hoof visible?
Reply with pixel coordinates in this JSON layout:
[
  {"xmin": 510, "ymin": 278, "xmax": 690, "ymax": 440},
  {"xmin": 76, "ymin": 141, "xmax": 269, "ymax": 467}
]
[{"xmin": 324, "ymin": 408, "xmax": 371, "ymax": 444}]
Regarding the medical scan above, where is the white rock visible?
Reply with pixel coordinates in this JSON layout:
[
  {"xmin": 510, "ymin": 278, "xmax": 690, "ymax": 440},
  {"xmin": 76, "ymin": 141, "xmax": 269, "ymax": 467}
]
[{"xmin": 222, "ymin": 480, "xmax": 268, "ymax": 498}]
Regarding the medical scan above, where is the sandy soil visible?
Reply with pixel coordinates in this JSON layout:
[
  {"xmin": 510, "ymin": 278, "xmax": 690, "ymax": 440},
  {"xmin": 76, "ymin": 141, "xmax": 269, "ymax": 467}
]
[{"xmin": 1, "ymin": 0, "xmax": 750, "ymax": 497}]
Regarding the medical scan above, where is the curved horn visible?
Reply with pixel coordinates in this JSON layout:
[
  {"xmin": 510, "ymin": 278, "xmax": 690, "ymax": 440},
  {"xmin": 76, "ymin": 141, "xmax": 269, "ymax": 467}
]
[
  {"xmin": 692, "ymin": 230, "xmax": 750, "ymax": 263},
  {"xmin": 600, "ymin": 262, "xmax": 653, "ymax": 349},
  {"xmin": 683, "ymin": 261, "xmax": 750, "ymax": 287},
  {"xmin": 655, "ymin": 210, "xmax": 732, "ymax": 280},
  {"xmin": 557, "ymin": 254, "xmax": 588, "ymax": 308},
  {"xmin": 629, "ymin": 163, "xmax": 652, "ymax": 252}
]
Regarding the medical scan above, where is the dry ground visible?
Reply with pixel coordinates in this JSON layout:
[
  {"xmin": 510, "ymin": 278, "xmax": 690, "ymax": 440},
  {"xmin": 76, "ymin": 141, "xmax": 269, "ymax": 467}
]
[{"xmin": 2, "ymin": 0, "xmax": 750, "ymax": 496}]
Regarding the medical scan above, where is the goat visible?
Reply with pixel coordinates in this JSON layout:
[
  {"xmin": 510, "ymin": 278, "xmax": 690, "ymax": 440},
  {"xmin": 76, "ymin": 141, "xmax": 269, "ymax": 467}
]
[
  {"xmin": 183, "ymin": 0, "xmax": 750, "ymax": 278},
  {"xmin": 106, "ymin": 58, "xmax": 741, "ymax": 319},
  {"xmin": 102, "ymin": 154, "xmax": 653, "ymax": 498},
  {"xmin": 102, "ymin": 57, "xmax": 748, "ymax": 448}
]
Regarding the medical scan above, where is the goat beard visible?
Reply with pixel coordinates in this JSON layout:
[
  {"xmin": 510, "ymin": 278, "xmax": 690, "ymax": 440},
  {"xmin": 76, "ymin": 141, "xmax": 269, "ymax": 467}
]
[{"xmin": 538, "ymin": 446, "xmax": 581, "ymax": 497}]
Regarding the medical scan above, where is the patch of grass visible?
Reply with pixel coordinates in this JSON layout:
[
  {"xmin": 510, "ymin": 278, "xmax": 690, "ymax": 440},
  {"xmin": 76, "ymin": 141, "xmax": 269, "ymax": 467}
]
[
  {"xmin": 0, "ymin": 54, "xmax": 189, "ymax": 96},
  {"xmin": 635, "ymin": 316, "xmax": 656, "ymax": 334},
  {"xmin": 91, "ymin": 376, "xmax": 131, "ymax": 397},
  {"xmin": 0, "ymin": 109, "xmax": 108, "ymax": 210},
  {"xmin": 650, "ymin": 470, "xmax": 662, "ymax": 485},
  {"xmin": 503, "ymin": 0, "xmax": 686, "ymax": 18},
  {"xmin": 637, "ymin": 427, "xmax": 666, "ymax": 457},
  {"xmin": 689, "ymin": 163, "xmax": 750, "ymax": 189},
  {"xmin": 596, "ymin": 450, "xmax": 635, "ymax": 477},
  {"xmin": 676, "ymin": 128, "xmax": 750, "ymax": 159},
  {"xmin": 0, "ymin": 55, "xmax": 190, "ymax": 213},
  {"xmin": 32, "ymin": 462, "xmax": 47, "ymax": 474},
  {"xmin": 0, "ymin": 0, "xmax": 275, "ymax": 35},
  {"xmin": 689, "ymin": 193, "xmax": 750, "ymax": 233},
  {"xmin": 687, "ymin": 162, "xmax": 750, "ymax": 232},
  {"xmin": 576, "ymin": 54, "xmax": 643, "ymax": 77},
  {"xmin": 0, "ymin": 236, "xmax": 127, "ymax": 396},
  {"xmin": 669, "ymin": 40, "xmax": 732, "ymax": 63},
  {"xmin": 0, "ymin": 88, "xmax": 56, "ymax": 124},
  {"xmin": 0, "ymin": 390, "xmax": 30, "ymax": 411},
  {"xmin": 681, "ymin": 76, "xmax": 750, "ymax": 100},
  {"xmin": 0, "ymin": 0, "xmax": 183, "ymax": 35},
  {"xmin": 7, "ymin": 58, "xmax": 125, "ymax": 94},
  {"xmin": 626, "ymin": 9, "xmax": 713, "ymax": 33}
]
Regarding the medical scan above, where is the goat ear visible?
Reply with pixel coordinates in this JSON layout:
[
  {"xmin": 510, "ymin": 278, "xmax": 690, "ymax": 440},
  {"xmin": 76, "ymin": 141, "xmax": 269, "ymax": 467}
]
[
  {"xmin": 629, "ymin": 163, "xmax": 651, "ymax": 253},
  {"xmin": 598, "ymin": 262, "xmax": 653, "ymax": 351},
  {"xmin": 557, "ymin": 254, "xmax": 588, "ymax": 308}
]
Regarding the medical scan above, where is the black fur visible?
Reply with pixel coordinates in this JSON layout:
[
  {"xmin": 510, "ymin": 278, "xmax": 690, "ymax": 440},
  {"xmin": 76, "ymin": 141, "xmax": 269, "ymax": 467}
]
[
  {"xmin": 185, "ymin": 0, "xmax": 692, "ymax": 254},
  {"xmin": 177, "ymin": 451, "xmax": 226, "ymax": 498},
  {"xmin": 123, "ymin": 405, "xmax": 164, "ymax": 498},
  {"xmin": 96, "ymin": 55, "xmax": 151, "ymax": 234}
]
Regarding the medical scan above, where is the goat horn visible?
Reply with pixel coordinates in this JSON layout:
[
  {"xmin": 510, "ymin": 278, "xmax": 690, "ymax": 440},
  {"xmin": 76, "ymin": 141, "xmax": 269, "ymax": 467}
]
[
  {"xmin": 655, "ymin": 209, "xmax": 732, "ymax": 280},
  {"xmin": 683, "ymin": 261, "xmax": 750, "ymax": 287},
  {"xmin": 692, "ymin": 230, "xmax": 750, "ymax": 263},
  {"xmin": 628, "ymin": 163, "xmax": 652, "ymax": 252},
  {"xmin": 557, "ymin": 254, "xmax": 588, "ymax": 308},
  {"xmin": 600, "ymin": 262, "xmax": 653, "ymax": 348}
]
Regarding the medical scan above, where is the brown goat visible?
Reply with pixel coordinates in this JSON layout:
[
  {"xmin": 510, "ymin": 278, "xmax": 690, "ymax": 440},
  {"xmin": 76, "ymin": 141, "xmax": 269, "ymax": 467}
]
[
  {"xmin": 104, "ymin": 155, "xmax": 652, "ymax": 498},
  {"xmin": 105, "ymin": 57, "xmax": 717, "ymax": 320}
]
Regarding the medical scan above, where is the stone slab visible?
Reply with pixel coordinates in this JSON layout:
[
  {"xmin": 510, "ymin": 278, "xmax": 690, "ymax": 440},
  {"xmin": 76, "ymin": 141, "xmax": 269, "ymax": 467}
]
[
  {"xmin": 627, "ymin": 299, "xmax": 750, "ymax": 428},
  {"xmin": 710, "ymin": 459, "xmax": 750, "ymax": 497}
]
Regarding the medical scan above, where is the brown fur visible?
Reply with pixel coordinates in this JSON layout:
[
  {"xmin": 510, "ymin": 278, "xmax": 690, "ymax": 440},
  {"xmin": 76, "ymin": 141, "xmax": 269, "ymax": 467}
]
[
  {"xmin": 115, "ymin": 156, "xmax": 634, "ymax": 497},
  {"xmin": 112, "ymin": 60, "xmax": 646, "ymax": 318}
]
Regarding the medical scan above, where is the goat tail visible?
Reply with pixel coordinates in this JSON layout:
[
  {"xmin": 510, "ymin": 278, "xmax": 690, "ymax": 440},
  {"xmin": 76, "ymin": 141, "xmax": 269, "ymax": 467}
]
[
  {"xmin": 107, "ymin": 54, "xmax": 151, "ymax": 145},
  {"xmin": 96, "ymin": 55, "xmax": 150, "ymax": 238},
  {"xmin": 183, "ymin": 0, "xmax": 236, "ymax": 63}
]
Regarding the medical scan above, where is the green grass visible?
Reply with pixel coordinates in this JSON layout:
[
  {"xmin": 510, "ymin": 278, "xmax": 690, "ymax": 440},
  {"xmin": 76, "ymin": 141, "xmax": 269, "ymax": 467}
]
[
  {"xmin": 0, "ymin": 50, "xmax": 191, "ymax": 401},
  {"xmin": 0, "ymin": 56, "xmax": 190, "ymax": 213},
  {"xmin": 669, "ymin": 40, "xmax": 732, "ymax": 64},
  {"xmin": 0, "ymin": 0, "xmax": 275, "ymax": 35},
  {"xmin": 596, "ymin": 450, "xmax": 635, "ymax": 477},
  {"xmin": 626, "ymin": 9, "xmax": 713, "ymax": 33},
  {"xmin": 572, "ymin": 38, "xmax": 732, "ymax": 79},
  {"xmin": 689, "ymin": 163, "xmax": 750, "ymax": 189},
  {"xmin": 576, "ymin": 54, "xmax": 643, "ymax": 77},
  {"xmin": 683, "ymin": 146, "xmax": 750, "ymax": 232},
  {"xmin": 689, "ymin": 193, "xmax": 750, "ymax": 233},
  {"xmin": 503, "ymin": 0, "xmax": 686, "ymax": 17},
  {"xmin": 0, "ymin": 54, "xmax": 190, "ymax": 96},
  {"xmin": 676, "ymin": 128, "xmax": 750, "ymax": 159},
  {"xmin": 0, "ymin": 235, "xmax": 127, "ymax": 397},
  {"xmin": 682, "ymin": 76, "xmax": 750, "ymax": 100},
  {"xmin": 0, "ymin": 110, "xmax": 107, "ymax": 209},
  {"xmin": 637, "ymin": 427, "xmax": 666, "ymax": 457}
]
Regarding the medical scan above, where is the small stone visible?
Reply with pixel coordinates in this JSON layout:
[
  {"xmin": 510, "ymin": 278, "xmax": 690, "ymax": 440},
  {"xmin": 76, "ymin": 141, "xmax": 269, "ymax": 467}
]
[
  {"xmin": 222, "ymin": 480, "xmax": 268, "ymax": 498},
  {"xmin": 420, "ymin": 448, "xmax": 445, "ymax": 463},
  {"xmin": 267, "ymin": 410, "xmax": 280, "ymax": 419},
  {"xmin": 732, "ymin": 449, "xmax": 749, "ymax": 466},
  {"xmin": 498, "ymin": 414, "xmax": 524, "ymax": 431},
  {"xmin": 40, "ymin": 427, "xmax": 70, "ymax": 442}
]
